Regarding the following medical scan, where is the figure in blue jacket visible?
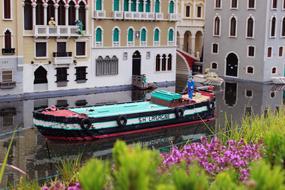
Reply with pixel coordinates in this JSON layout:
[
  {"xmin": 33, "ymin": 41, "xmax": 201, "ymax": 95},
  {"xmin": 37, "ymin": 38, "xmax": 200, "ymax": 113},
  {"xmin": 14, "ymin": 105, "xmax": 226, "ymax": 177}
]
[{"xmin": 187, "ymin": 73, "xmax": 195, "ymax": 99}]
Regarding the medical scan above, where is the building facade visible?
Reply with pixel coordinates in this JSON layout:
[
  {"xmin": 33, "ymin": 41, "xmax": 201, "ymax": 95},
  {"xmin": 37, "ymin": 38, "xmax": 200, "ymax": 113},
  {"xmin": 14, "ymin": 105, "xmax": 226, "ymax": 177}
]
[
  {"xmin": 204, "ymin": 0, "xmax": 285, "ymax": 82},
  {"xmin": 177, "ymin": 0, "xmax": 204, "ymax": 58}
]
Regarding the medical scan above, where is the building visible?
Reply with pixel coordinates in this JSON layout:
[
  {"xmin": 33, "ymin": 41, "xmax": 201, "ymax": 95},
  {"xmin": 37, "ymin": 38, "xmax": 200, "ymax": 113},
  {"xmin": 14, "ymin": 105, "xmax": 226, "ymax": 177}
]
[
  {"xmin": 91, "ymin": 0, "xmax": 178, "ymax": 88},
  {"xmin": 204, "ymin": 0, "xmax": 285, "ymax": 82},
  {"xmin": 0, "ymin": 0, "xmax": 23, "ymax": 96}
]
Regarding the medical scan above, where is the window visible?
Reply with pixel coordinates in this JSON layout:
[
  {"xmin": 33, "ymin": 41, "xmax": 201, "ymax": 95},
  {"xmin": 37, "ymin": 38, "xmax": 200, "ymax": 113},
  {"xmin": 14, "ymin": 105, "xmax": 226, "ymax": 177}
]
[
  {"xmin": 78, "ymin": 2, "xmax": 86, "ymax": 30},
  {"xmin": 146, "ymin": 52, "xmax": 151, "ymax": 59},
  {"xmin": 123, "ymin": 52, "xmax": 128, "ymax": 60},
  {"xmin": 248, "ymin": 46, "xmax": 255, "ymax": 57},
  {"xmin": 114, "ymin": 0, "xmax": 120, "ymax": 11},
  {"xmin": 267, "ymin": 47, "xmax": 272, "ymax": 57},
  {"xmin": 128, "ymin": 28, "xmax": 134, "ymax": 43},
  {"xmin": 284, "ymin": 0, "xmax": 285, "ymax": 9},
  {"xmin": 156, "ymin": 54, "xmax": 160, "ymax": 71},
  {"xmin": 68, "ymin": 1, "xmax": 76, "ymax": 25},
  {"xmin": 211, "ymin": 63, "xmax": 217, "ymax": 69},
  {"xmin": 248, "ymin": 0, "xmax": 255, "ymax": 8},
  {"xmin": 154, "ymin": 28, "xmax": 160, "ymax": 45},
  {"xmin": 169, "ymin": 0, "xmax": 174, "ymax": 14},
  {"xmin": 96, "ymin": 56, "xmax": 119, "ymax": 76},
  {"xmin": 24, "ymin": 0, "xmax": 33, "ymax": 30},
  {"xmin": 230, "ymin": 17, "xmax": 237, "ymax": 37},
  {"xmin": 139, "ymin": 0, "xmax": 144, "ymax": 12},
  {"xmin": 96, "ymin": 0, "xmax": 102, "ymax": 10},
  {"xmin": 279, "ymin": 47, "xmax": 283, "ymax": 57},
  {"xmin": 75, "ymin": 67, "xmax": 87, "ymax": 81},
  {"xmin": 215, "ymin": 0, "xmax": 221, "ymax": 8},
  {"xmin": 56, "ymin": 67, "xmax": 68, "ymax": 82},
  {"xmin": 36, "ymin": 0, "xmax": 44, "ymax": 25},
  {"xmin": 3, "ymin": 114, "xmax": 13, "ymax": 127},
  {"xmin": 35, "ymin": 42, "xmax": 47, "ymax": 57},
  {"xmin": 272, "ymin": 0, "xmax": 277, "ymax": 9},
  {"xmin": 162, "ymin": 54, "xmax": 167, "ymax": 71},
  {"xmin": 246, "ymin": 90, "xmax": 253, "ymax": 97},
  {"xmin": 186, "ymin": 5, "xmax": 190, "ymax": 17},
  {"xmin": 214, "ymin": 17, "xmax": 220, "ymax": 36},
  {"xmin": 282, "ymin": 18, "xmax": 285, "ymax": 37},
  {"xmin": 167, "ymin": 54, "xmax": 172, "ymax": 71},
  {"xmin": 58, "ymin": 0, "xmax": 65, "ymax": 25},
  {"xmin": 247, "ymin": 66, "xmax": 254, "ymax": 74},
  {"xmin": 271, "ymin": 17, "xmax": 276, "ymax": 37},
  {"xmin": 2, "ymin": 71, "xmax": 12, "ymax": 82},
  {"xmin": 197, "ymin": 6, "xmax": 202, "ymax": 18},
  {"xmin": 168, "ymin": 28, "xmax": 174, "ymax": 42},
  {"xmin": 247, "ymin": 17, "xmax": 254, "ymax": 38},
  {"xmin": 4, "ymin": 30, "xmax": 12, "ymax": 49},
  {"xmin": 272, "ymin": 67, "xmax": 277, "ymax": 74},
  {"xmin": 47, "ymin": 0, "xmax": 55, "ymax": 25},
  {"xmin": 155, "ymin": 0, "xmax": 160, "ymax": 13},
  {"xmin": 141, "ymin": 28, "xmax": 147, "ymax": 45},
  {"xmin": 76, "ymin": 42, "xmax": 86, "ymax": 56},
  {"xmin": 95, "ymin": 27, "xmax": 102, "ymax": 45},
  {"xmin": 34, "ymin": 66, "xmax": 47, "ymax": 84},
  {"xmin": 113, "ymin": 27, "xmax": 120, "ymax": 46},
  {"xmin": 212, "ymin": 43, "xmax": 218, "ymax": 53},
  {"xmin": 231, "ymin": 0, "xmax": 238, "ymax": 8},
  {"xmin": 4, "ymin": 0, "xmax": 11, "ymax": 19},
  {"xmin": 146, "ymin": 0, "xmax": 151, "ymax": 12}
]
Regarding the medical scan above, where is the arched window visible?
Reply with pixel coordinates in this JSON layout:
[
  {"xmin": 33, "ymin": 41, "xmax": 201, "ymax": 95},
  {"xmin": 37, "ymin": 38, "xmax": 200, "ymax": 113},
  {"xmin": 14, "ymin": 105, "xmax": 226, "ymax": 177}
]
[
  {"xmin": 4, "ymin": 30, "xmax": 12, "ymax": 49},
  {"xmin": 167, "ymin": 54, "xmax": 172, "ymax": 70},
  {"xmin": 114, "ymin": 0, "xmax": 120, "ymax": 11},
  {"xmin": 139, "ymin": 0, "xmax": 144, "ymax": 12},
  {"xmin": 141, "ymin": 28, "xmax": 147, "ymax": 43},
  {"xmin": 96, "ymin": 27, "xmax": 102, "ymax": 43},
  {"xmin": 96, "ymin": 0, "xmax": 102, "ymax": 10},
  {"xmin": 185, "ymin": 5, "xmax": 190, "ymax": 17},
  {"xmin": 215, "ymin": 0, "xmax": 221, "ymax": 8},
  {"xmin": 113, "ymin": 27, "xmax": 120, "ymax": 46},
  {"xmin": 162, "ymin": 54, "xmax": 167, "ymax": 71},
  {"xmin": 24, "ymin": 0, "xmax": 33, "ymax": 30},
  {"xmin": 247, "ymin": 67, "xmax": 254, "ymax": 74},
  {"xmin": 4, "ymin": 0, "xmax": 11, "ymax": 19},
  {"xmin": 230, "ymin": 17, "xmax": 237, "ymax": 37},
  {"xmin": 128, "ymin": 28, "xmax": 134, "ymax": 42},
  {"xmin": 268, "ymin": 47, "xmax": 272, "ymax": 57},
  {"xmin": 282, "ymin": 18, "xmax": 285, "ymax": 37},
  {"xmin": 124, "ymin": 0, "xmax": 129, "ymax": 11},
  {"xmin": 131, "ymin": 0, "xmax": 136, "ymax": 11},
  {"xmin": 231, "ymin": 0, "xmax": 238, "ymax": 8},
  {"xmin": 272, "ymin": 67, "xmax": 277, "ymax": 74},
  {"xmin": 47, "ymin": 0, "xmax": 55, "ymax": 24},
  {"xmin": 36, "ymin": 0, "xmax": 44, "ymax": 25},
  {"xmin": 211, "ymin": 63, "xmax": 217, "ymax": 69},
  {"xmin": 169, "ymin": 0, "xmax": 175, "ymax": 13},
  {"xmin": 155, "ymin": 0, "xmax": 160, "ymax": 13},
  {"xmin": 248, "ymin": 0, "xmax": 255, "ymax": 8},
  {"xmin": 279, "ymin": 47, "xmax": 283, "ymax": 57},
  {"xmin": 154, "ymin": 28, "xmax": 160, "ymax": 43},
  {"xmin": 146, "ymin": 0, "xmax": 151, "ymax": 12},
  {"xmin": 271, "ymin": 17, "xmax": 276, "ymax": 37},
  {"xmin": 69, "ymin": 1, "xmax": 76, "ymax": 25},
  {"xmin": 214, "ymin": 17, "xmax": 220, "ymax": 36},
  {"xmin": 34, "ymin": 66, "xmax": 48, "ymax": 84},
  {"xmin": 79, "ymin": 2, "xmax": 86, "ymax": 30},
  {"xmin": 58, "ymin": 0, "xmax": 65, "ymax": 25},
  {"xmin": 247, "ymin": 17, "xmax": 254, "ymax": 38},
  {"xmin": 156, "ymin": 55, "xmax": 160, "ymax": 71},
  {"xmin": 168, "ymin": 28, "xmax": 174, "ymax": 42}
]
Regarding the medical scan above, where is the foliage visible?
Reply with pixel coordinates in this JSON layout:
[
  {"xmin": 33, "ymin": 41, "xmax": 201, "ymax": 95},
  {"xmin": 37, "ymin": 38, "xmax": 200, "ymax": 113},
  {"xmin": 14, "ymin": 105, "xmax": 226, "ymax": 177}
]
[
  {"xmin": 57, "ymin": 155, "xmax": 82, "ymax": 184},
  {"xmin": 79, "ymin": 159, "xmax": 109, "ymax": 190},
  {"xmin": 249, "ymin": 160, "xmax": 285, "ymax": 190},
  {"xmin": 209, "ymin": 170, "xmax": 244, "ymax": 190},
  {"xmin": 12, "ymin": 177, "xmax": 40, "ymax": 190}
]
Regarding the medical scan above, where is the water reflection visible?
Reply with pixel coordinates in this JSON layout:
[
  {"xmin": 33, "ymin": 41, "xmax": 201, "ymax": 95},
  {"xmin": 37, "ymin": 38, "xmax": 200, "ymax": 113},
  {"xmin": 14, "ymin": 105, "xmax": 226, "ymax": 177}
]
[{"xmin": 0, "ymin": 79, "xmax": 284, "ymax": 187}]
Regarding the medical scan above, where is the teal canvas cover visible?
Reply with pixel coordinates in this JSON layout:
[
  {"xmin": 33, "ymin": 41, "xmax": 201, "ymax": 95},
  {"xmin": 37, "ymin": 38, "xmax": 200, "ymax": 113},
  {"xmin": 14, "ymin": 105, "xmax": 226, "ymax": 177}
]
[{"xmin": 151, "ymin": 90, "xmax": 182, "ymax": 102}]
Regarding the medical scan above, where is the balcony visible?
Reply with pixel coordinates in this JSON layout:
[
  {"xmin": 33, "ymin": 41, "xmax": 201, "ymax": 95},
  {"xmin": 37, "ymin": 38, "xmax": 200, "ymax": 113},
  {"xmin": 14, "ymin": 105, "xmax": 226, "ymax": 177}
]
[
  {"xmin": 124, "ymin": 12, "xmax": 133, "ymax": 19},
  {"xmin": 0, "ymin": 81, "xmax": 16, "ymax": 89},
  {"xmin": 154, "ymin": 41, "xmax": 160, "ymax": 47},
  {"xmin": 168, "ymin": 41, "xmax": 175, "ymax": 46},
  {"xmin": 52, "ymin": 52, "xmax": 73, "ymax": 65},
  {"xmin": 2, "ymin": 48, "xmax": 15, "ymax": 55},
  {"xmin": 94, "ymin": 10, "xmax": 106, "ymax": 19},
  {"xmin": 95, "ymin": 42, "xmax": 103, "ymax": 48},
  {"xmin": 127, "ymin": 41, "xmax": 134, "ymax": 47},
  {"xmin": 155, "ymin": 13, "xmax": 164, "ymax": 20},
  {"xmin": 140, "ymin": 41, "xmax": 147, "ymax": 47},
  {"xmin": 133, "ymin": 12, "xmax": 141, "ymax": 19},
  {"xmin": 169, "ymin": 13, "xmax": 179, "ymax": 21},
  {"xmin": 112, "ymin": 11, "xmax": 123, "ymax": 19},
  {"xmin": 147, "ymin": 13, "xmax": 155, "ymax": 20},
  {"xmin": 34, "ymin": 26, "xmax": 82, "ymax": 37}
]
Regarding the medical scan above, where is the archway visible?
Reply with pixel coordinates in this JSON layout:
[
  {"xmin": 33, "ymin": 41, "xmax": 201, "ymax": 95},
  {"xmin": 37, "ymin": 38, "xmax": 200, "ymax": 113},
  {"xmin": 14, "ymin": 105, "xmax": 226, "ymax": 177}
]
[
  {"xmin": 183, "ymin": 31, "xmax": 192, "ymax": 53},
  {"xmin": 195, "ymin": 31, "xmax": 203, "ymax": 58},
  {"xmin": 226, "ymin": 53, "xmax": 238, "ymax": 77},
  {"xmin": 132, "ymin": 51, "xmax": 141, "ymax": 75},
  {"xmin": 34, "ymin": 66, "xmax": 47, "ymax": 84},
  {"xmin": 176, "ymin": 32, "xmax": 180, "ymax": 48}
]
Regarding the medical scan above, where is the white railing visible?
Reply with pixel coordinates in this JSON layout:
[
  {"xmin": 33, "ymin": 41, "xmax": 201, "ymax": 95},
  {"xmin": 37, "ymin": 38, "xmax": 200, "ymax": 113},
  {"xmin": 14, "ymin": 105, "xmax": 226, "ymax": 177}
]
[
  {"xmin": 133, "ymin": 12, "xmax": 141, "ymax": 19},
  {"xmin": 140, "ymin": 41, "xmax": 147, "ymax": 47},
  {"xmin": 140, "ymin": 12, "xmax": 147, "ymax": 20},
  {"xmin": 34, "ymin": 25, "xmax": 81, "ymax": 37},
  {"xmin": 155, "ymin": 13, "xmax": 164, "ymax": 20},
  {"xmin": 95, "ymin": 42, "xmax": 103, "ymax": 48},
  {"xmin": 169, "ymin": 13, "xmax": 179, "ymax": 21},
  {"xmin": 128, "ymin": 41, "xmax": 135, "ymax": 47},
  {"xmin": 113, "ymin": 42, "xmax": 120, "ymax": 47},
  {"xmin": 168, "ymin": 41, "xmax": 175, "ymax": 46},
  {"xmin": 124, "ymin": 12, "xmax": 133, "ymax": 19},
  {"xmin": 154, "ymin": 41, "xmax": 160, "ymax": 47},
  {"xmin": 94, "ymin": 10, "xmax": 106, "ymax": 19},
  {"xmin": 53, "ymin": 57, "xmax": 73, "ymax": 65},
  {"xmin": 112, "ymin": 11, "xmax": 123, "ymax": 19},
  {"xmin": 147, "ymin": 12, "xmax": 155, "ymax": 20}
]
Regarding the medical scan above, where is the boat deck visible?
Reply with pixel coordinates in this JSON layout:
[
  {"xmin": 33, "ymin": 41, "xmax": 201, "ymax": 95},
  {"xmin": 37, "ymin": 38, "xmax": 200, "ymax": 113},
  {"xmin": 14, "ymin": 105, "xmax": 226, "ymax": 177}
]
[{"xmin": 69, "ymin": 102, "xmax": 170, "ymax": 118}]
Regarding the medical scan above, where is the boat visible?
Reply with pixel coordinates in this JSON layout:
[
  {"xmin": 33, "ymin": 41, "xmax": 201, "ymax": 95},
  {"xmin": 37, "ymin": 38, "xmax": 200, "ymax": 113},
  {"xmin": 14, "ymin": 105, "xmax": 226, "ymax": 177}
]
[
  {"xmin": 271, "ymin": 77, "xmax": 285, "ymax": 85},
  {"xmin": 33, "ymin": 90, "xmax": 215, "ymax": 141},
  {"xmin": 193, "ymin": 70, "xmax": 224, "ymax": 86}
]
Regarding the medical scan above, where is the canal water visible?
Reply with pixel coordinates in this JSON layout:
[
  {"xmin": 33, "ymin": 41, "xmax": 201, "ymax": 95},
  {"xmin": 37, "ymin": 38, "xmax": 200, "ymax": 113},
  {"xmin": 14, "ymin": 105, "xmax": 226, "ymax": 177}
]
[{"xmin": 0, "ymin": 75, "xmax": 284, "ymax": 187}]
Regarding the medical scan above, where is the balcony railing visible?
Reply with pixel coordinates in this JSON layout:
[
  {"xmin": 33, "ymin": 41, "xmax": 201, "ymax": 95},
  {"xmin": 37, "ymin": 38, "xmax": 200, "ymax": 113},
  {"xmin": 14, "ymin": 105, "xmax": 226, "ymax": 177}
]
[
  {"xmin": 154, "ymin": 41, "xmax": 160, "ymax": 47},
  {"xmin": 147, "ymin": 13, "xmax": 155, "ymax": 20},
  {"xmin": 0, "ymin": 81, "xmax": 16, "ymax": 89},
  {"xmin": 95, "ymin": 42, "xmax": 103, "ymax": 48},
  {"xmin": 52, "ymin": 52, "xmax": 73, "ymax": 65},
  {"xmin": 168, "ymin": 41, "xmax": 175, "ymax": 46},
  {"xmin": 140, "ymin": 41, "xmax": 147, "ymax": 47},
  {"xmin": 155, "ymin": 13, "xmax": 164, "ymax": 20},
  {"xmin": 34, "ymin": 25, "xmax": 82, "ymax": 37},
  {"xmin": 112, "ymin": 11, "xmax": 123, "ymax": 19},
  {"xmin": 113, "ymin": 42, "xmax": 120, "ymax": 47},
  {"xmin": 169, "ymin": 13, "xmax": 179, "ymax": 21},
  {"xmin": 127, "ymin": 41, "xmax": 134, "ymax": 47},
  {"xmin": 2, "ymin": 48, "xmax": 15, "ymax": 55},
  {"xmin": 133, "ymin": 12, "xmax": 141, "ymax": 19},
  {"xmin": 124, "ymin": 12, "xmax": 133, "ymax": 19},
  {"xmin": 94, "ymin": 10, "xmax": 106, "ymax": 19}
]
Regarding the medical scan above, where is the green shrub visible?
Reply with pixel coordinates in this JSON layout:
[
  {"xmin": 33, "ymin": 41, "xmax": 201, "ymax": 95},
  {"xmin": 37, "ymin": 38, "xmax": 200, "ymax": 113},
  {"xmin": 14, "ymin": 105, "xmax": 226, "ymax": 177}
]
[
  {"xmin": 210, "ymin": 170, "xmax": 243, "ymax": 190},
  {"xmin": 57, "ymin": 155, "xmax": 81, "ymax": 184},
  {"xmin": 12, "ymin": 177, "xmax": 40, "ymax": 190},
  {"xmin": 79, "ymin": 159, "xmax": 110, "ymax": 190}
]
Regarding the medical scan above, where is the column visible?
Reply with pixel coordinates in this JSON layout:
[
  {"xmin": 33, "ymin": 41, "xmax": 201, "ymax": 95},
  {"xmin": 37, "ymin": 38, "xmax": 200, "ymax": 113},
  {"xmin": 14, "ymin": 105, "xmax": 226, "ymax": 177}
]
[
  {"xmin": 121, "ymin": 0, "xmax": 124, "ymax": 11},
  {"xmin": 75, "ymin": 4, "xmax": 79, "ymax": 20},
  {"xmin": 143, "ymin": 0, "xmax": 147, "ymax": 12},
  {"xmin": 193, "ymin": 1, "xmax": 196, "ymax": 18},
  {"xmin": 136, "ymin": 0, "xmax": 139, "ymax": 11},
  {"xmin": 43, "ymin": 3, "xmax": 48, "ymax": 25},
  {"xmin": 55, "ymin": 3, "xmax": 59, "ymax": 23},
  {"xmin": 191, "ymin": 36, "xmax": 196, "ymax": 56},
  {"xmin": 32, "ymin": 2, "xmax": 36, "ymax": 27},
  {"xmin": 128, "ymin": 0, "xmax": 131, "ymax": 11},
  {"xmin": 179, "ymin": 36, "xmax": 184, "ymax": 50},
  {"xmin": 85, "ymin": 5, "xmax": 89, "ymax": 34},
  {"xmin": 65, "ymin": 4, "xmax": 69, "ymax": 26}
]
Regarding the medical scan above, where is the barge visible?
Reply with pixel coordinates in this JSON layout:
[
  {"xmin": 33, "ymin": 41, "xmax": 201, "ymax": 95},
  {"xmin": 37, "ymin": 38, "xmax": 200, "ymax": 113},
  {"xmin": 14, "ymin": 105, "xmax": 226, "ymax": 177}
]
[{"xmin": 33, "ymin": 90, "xmax": 215, "ymax": 141}]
